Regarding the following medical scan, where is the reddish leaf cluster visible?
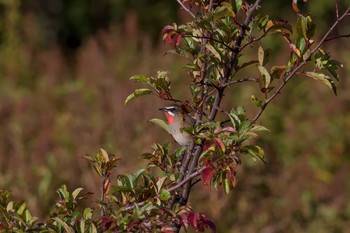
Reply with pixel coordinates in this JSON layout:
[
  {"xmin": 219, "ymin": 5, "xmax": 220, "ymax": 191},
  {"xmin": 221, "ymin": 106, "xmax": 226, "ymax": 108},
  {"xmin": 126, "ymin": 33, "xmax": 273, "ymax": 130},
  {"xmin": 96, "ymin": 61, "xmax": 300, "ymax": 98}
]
[
  {"xmin": 179, "ymin": 210, "xmax": 216, "ymax": 232},
  {"xmin": 101, "ymin": 216, "xmax": 116, "ymax": 231},
  {"xmin": 162, "ymin": 25, "xmax": 185, "ymax": 48}
]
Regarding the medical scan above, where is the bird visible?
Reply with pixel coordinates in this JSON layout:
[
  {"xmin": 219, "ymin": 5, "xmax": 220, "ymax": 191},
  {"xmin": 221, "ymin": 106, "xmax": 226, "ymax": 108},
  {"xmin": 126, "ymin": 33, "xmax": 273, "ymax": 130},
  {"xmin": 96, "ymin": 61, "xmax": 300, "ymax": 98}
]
[{"xmin": 159, "ymin": 104, "xmax": 195, "ymax": 147}]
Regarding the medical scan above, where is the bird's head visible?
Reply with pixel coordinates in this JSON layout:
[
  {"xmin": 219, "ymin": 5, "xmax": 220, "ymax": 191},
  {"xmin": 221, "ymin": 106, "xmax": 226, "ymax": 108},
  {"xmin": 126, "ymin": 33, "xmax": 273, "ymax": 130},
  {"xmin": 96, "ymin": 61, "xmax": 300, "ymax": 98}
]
[{"xmin": 159, "ymin": 104, "xmax": 183, "ymax": 125}]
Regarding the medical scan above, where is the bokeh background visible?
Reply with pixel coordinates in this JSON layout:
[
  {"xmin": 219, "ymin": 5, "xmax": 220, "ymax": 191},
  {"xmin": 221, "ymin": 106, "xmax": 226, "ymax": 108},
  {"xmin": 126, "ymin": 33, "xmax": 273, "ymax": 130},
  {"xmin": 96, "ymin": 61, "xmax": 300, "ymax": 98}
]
[{"xmin": 1, "ymin": 0, "xmax": 350, "ymax": 232}]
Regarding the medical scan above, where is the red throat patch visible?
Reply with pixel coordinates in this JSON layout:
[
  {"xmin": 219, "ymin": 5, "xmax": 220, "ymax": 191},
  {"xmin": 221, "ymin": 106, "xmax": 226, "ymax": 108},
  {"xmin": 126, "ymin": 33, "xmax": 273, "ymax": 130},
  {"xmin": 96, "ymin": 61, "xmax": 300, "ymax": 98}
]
[{"xmin": 165, "ymin": 112, "xmax": 175, "ymax": 124}]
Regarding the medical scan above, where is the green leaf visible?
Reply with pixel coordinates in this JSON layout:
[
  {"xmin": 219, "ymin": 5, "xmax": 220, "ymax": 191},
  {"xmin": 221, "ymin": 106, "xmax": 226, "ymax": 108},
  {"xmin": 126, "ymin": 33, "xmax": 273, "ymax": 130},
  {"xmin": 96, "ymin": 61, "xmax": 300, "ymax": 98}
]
[
  {"xmin": 326, "ymin": 60, "xmax": 342, "ymax": 81},
  {"xmin": 250, "ymin": 124, "xmax": 270, "ymax": 133},
  {"xmin": 80, "ymin": 220, "xmax": 85, "ymax": 233},
  {"xmin": 257, "ymin": 47, "xmax": 271, "ymax": 67},
  {"xmin": 57, "ymin": 185, "xmax": 69, "ymax": 200},
  {"xmin": 296, "ymin": 38, "xmax": 306, "ymax": 54},
  {"xmin": 270, "ymin": 65, "xmax": 286, "ymax": 79},
  {"xmin": 205, "ymin": 43, "xmax": 222, "ymax": 61},
  {"xmin": 125, "ymin": 174, "xmax": 135, "ymax": 191},
  {"xmin": 242, "ymin": 145, "xmax": 266, "ymax": 163},
  {"xmin": 297, "ymin": 15, "xmax": 308, "ymax": 38},
  {"xmin": 211, "ymin": 173, "xmax": 220, "ymax": 189},
  {"xmin": 214, "ymin": 3, "xmax": 235, "ymax": 20},
  {"xmin": 258, "ymin": 15, "xmax": 269, "ymax": 31},
  {"xmin": 53, "ymin": 217, "xmax": 74, "ymax": 233},
  {"xmin": 184, "ymin": 63, "xmax": 196, "ymax": 69},
  {"xmin": 175, "ymin": 146, "xmax": 187, "ymax": 159},
  {"xmin": 133, "ymin": 169, "xmax": 146, "ymax": 184},
  {"xmin": 24, "ymin": 210, "xmax": 37, "ymax": 225},
  {"xmin": 159, "ymin": 189, "xmax": 171, "ymax": 201},
  {"xmin": 92, "ymin": 164, "xmax": 102, "ymax": 177},
  {"xmin": 222, "ymin": 170, "xmax": 230, "ymax": 194},
  {"xmin": 130, "ymin": 75, "xmax": 149, "ymax": 83},
  {"xmin": 250, "ymin": 95, "xmax": 263, "ymax": 108},
  {"xmin": 72, "ymin": 188, "xmax": 83, "ymax": 200},
  {"xmin": 6, "ymin": 201, "xmax": 13, "ymax": 212},
  {"xmin": 305, "ymin": 72, "xmax": 337, "ymax": 95},
  {"xmin": 258, "ymin": 46, "xmax": 264, "ymax": 66},
  {"xmin": 125, "ymin": 88, "xmax": 152, "ymax": 105},
  {"xmin": 83, "ymin": 208, "xmax": 93, "ymax": 220},
  {"xmin": 149, "ymin": 118, "xmax": 170, "ymax": 133},
  {"xmin": 89, "ymin": 223, "xmax": 98, "ymax": 233},
  {"xmin": 258, "ymin": 65, "xmax": 271, "ymax": 88},
  {"xmin": 16, "ymin": 202, "xmax": 26, "ymax": 215},
  {"xmin": 231, "ymin": 0, "xmax": 242, "ymax": 14}
]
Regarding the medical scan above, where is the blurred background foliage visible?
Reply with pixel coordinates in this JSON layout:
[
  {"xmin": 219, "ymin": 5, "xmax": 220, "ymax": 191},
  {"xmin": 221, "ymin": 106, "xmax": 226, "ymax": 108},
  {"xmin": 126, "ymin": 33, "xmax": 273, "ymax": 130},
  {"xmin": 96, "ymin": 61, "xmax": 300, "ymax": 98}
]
[{"xmin": 0, "ymin": 0, "xmax": 350, "ymax": 232}]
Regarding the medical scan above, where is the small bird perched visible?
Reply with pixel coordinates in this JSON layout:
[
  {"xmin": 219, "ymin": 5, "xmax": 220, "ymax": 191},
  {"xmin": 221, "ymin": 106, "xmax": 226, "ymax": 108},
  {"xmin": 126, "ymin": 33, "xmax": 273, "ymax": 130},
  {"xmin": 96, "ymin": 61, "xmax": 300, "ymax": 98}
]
[{"xmin": 159, "ymin": 104, "xmax": 195, "ymax": 147}]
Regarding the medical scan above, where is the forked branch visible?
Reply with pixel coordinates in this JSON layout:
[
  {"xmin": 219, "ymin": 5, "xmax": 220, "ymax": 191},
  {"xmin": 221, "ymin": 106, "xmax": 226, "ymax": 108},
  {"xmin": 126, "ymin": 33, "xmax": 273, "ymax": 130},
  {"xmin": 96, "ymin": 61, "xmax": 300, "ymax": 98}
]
[{"xmin": 251, "ymin": 5, "xmax": 350, "ymax": 123}]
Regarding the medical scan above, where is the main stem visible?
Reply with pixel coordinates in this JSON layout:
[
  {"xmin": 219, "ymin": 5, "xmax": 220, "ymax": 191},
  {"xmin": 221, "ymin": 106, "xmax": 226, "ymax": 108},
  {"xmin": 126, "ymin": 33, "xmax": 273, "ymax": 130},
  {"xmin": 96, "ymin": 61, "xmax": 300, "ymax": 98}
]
[{"xmin": 170, "ymin": 1, "xmax": 263, "ymax": 232}]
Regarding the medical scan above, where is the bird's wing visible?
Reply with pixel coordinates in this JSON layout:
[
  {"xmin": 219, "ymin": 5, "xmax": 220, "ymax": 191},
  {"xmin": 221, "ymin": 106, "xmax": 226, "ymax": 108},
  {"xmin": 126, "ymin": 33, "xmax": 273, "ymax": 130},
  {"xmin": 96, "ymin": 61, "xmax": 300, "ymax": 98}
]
[{"xmin": 184, "ymin": 115, "xmax": 196, "ymax": 127}]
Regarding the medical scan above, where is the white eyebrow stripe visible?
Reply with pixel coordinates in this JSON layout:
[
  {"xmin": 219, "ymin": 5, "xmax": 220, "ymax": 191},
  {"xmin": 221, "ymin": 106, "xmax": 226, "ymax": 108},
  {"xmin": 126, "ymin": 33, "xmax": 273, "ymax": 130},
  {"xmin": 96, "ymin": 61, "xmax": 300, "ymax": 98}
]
[{"xmin": 166, "ymin": 111, "xmax": 175, "ymax": 117}]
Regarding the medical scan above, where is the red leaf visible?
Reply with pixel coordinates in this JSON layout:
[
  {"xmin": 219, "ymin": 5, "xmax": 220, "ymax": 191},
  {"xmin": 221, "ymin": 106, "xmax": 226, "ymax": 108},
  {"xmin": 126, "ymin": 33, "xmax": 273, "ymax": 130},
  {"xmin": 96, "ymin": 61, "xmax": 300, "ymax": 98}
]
[
  {"xmin": 179, "ymin": 209, "xmax": 216, "ymax": 233},
  {"xmin": 164, "ymin": 32, "xmax": 175, "ymax": 44},
  {"xmin": 162, "ymin": 25, "xmax": 174, "ymax": 34},
  {"xmin": 201, "ymin": 160, "xmax": 215, "ymax": 186},
  {"xmin": 218, "ymin": 126, "xmax": 237, "ymax": 133},
  {"xmin": 214, "ymin": 138, "xmax": 226, "ymax": 152},
  {"xmin": 200, "ymin": 213, "xmax": 217, "ymax": 232},
  {"xmin": 188, "ymin": 212, "xmax": 200, "ymax": 230},
  {"xmin": 161, "ymin": 24, "xmax": 184, "ymax": 49},
  {"xmin": 203, "ymin": 140, "xmax": 213, "ymax": 151},
  {"xmin": 179, "ymin": 213, "xmax": 189, "ymax": 230},
  {"xmin": 174, "ymin": 34, "xmax": 183, "ymax": 48},
  {"xmin": 101, "ymin": 216, "xmax": 115, "ymax": 231}
]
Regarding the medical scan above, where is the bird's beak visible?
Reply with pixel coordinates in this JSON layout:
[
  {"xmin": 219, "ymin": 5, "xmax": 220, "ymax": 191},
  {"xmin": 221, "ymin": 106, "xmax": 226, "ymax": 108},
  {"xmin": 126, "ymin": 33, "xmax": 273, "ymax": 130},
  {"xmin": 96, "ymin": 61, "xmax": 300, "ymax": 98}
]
[{"xmin": 159, "ymin": 107, "xmax": 166, "ymax": 111}]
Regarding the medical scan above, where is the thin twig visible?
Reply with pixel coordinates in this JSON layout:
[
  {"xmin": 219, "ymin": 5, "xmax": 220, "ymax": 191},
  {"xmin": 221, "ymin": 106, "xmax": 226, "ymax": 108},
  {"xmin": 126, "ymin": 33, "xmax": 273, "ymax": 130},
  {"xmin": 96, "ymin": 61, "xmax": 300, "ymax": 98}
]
[
  {"xmin": 336, "ymin": 0, "xmax": 339, "ymax": 19},
  {"xmin": 100, "ymin": 172, "xmax": 108, "ymax": 217},
  {"xmin": 240, "ymin": 32, "xmax": 268, "ymax": 52},
  {"xmin": 325, "ymin": 33, "xmax": 350, "ymax": 42},
  {"xmin": 176, "ymin": 0, "xmax": 195, "ymax": 18},
  {"xmin": 167, "ymin": 168, "xmax": 204, "ymax": 192},
  {"xmin": 223, "ymin": 77, "xmax": 259, "ymax": 87},
  {"xmin": 208, "ymin": 0, "xmax": 214, "ymax": 11},
  {"xmin": 185, "ymin": 34, "xmax": 234, "ymax": 51},
  {"xmin": 251, "ymin": 5, "xmax": 350, "ymax": 123},
  {"xmin": 124, "ymin": 201, "xmax": 145, "ymax": 212}
]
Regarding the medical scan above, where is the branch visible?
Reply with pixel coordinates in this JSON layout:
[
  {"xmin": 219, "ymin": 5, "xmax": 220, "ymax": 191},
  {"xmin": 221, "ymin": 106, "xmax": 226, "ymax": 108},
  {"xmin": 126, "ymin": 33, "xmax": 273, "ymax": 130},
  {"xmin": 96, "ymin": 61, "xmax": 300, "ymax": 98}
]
[
  {"xmin": 240, "ymin": 32, "xmax": 268, "ymax": 51},
  {"xmin": 176, "ymin": 0, "xmax": 195, "ymax": 18},
  {"xmin": 325, "ymin": 33, "xmax": 350, "ymax": 42},
  {"xmin": 252, "ymin": 5, "xmax": 350, "ymax": 123},
  {"xmin": 223, "ymin": 77, "xmax": 259, "ymax": 87},
  {"xmin": 208, "ymin": 0, "xmax": 263, "ymax": 121},
  {"xmin": 124, "ymin": 201, "xmax": 145, "ymax": 212},
  {"xmin": 167, "ymin": 167, "xmax": 203, "ymax": 192},
  {"xmin": 175, "ymin": 1, "xmax": 263, "ymax": 218}
]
